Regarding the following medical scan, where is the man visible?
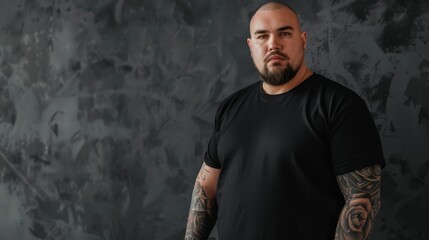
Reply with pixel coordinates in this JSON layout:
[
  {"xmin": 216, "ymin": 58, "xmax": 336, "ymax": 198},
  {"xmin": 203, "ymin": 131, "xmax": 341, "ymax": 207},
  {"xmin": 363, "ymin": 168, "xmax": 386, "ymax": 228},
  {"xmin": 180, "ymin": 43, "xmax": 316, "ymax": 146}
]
[{"xmin": 185, "ymin": 2, "xmax": 385, "ymax": 240}]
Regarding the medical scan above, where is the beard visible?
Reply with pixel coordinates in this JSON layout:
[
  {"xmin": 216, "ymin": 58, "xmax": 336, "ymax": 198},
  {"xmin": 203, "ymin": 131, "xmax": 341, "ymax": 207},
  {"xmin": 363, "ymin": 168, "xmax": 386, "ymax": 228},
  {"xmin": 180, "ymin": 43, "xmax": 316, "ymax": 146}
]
[{"xmin": 259, "ymin": 62, "xmax": 297, "ymax": 86}]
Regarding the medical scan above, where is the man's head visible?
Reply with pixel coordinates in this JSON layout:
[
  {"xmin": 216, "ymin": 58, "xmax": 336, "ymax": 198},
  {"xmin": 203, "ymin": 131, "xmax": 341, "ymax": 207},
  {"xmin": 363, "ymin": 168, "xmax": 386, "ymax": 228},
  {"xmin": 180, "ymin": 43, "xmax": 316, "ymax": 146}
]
[{"xmin": 247, "ymin": 2, "xmax": 307, "ymax": 86}]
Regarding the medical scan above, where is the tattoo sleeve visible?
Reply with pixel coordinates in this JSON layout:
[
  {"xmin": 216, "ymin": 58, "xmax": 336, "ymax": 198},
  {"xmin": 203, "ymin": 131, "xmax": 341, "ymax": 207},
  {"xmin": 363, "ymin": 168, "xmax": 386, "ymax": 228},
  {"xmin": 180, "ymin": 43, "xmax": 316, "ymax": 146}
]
[
  {"xmin": 185, "ymin": 163, "xmax": 218, "ymax": 240},
  {"xmin": 334, "ymin": 164, "xmax": 382, "ymax": 240}
]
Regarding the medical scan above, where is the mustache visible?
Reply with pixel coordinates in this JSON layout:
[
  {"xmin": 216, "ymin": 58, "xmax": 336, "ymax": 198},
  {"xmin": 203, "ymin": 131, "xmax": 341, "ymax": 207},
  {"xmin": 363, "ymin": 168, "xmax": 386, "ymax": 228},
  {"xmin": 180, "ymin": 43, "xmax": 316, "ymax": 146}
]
[{"xmin": 264, "ymin": 51, "xmax": 289, "ymax": 63}]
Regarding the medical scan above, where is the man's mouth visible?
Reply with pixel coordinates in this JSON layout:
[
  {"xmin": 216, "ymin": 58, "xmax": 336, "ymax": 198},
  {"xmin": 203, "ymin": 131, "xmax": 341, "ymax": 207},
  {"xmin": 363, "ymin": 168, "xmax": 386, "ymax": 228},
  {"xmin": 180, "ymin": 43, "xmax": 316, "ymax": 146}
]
[
  {"xmin": 265, "ymin": 52, "xmax": 288, "ymax": 63},
  {"xmin": 268, "ymin": 55, "xmax": 285, "ymax": 61}
]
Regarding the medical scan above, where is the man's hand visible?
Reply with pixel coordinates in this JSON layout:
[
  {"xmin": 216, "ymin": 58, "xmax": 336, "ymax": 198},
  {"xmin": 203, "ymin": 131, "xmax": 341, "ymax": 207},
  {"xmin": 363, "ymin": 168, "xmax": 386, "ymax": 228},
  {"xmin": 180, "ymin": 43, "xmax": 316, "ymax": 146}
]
[
  {"xmin": 334, "ymin": 164, "xmax": 382, "ymax": 240},
  {"xmin": 185, "ymin": 163, "xmax": 221, "ymax": 240}
]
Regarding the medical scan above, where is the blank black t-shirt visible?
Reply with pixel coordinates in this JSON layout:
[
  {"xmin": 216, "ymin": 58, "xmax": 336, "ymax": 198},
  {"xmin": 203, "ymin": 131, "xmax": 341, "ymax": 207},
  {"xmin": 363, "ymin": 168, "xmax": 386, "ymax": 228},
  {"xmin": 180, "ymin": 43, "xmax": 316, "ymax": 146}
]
[{"xmin": 204, "ymin": 73, "xmax": 386, "ymax": 240}]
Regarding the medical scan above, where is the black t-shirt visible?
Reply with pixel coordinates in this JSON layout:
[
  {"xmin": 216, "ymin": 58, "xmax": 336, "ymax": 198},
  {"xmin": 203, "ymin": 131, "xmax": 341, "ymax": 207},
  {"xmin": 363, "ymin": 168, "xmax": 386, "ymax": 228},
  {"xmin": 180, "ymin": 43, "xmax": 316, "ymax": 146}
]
[{"xmin": 204, "ymin": 73, "xmax": 386, "ymax": 240}]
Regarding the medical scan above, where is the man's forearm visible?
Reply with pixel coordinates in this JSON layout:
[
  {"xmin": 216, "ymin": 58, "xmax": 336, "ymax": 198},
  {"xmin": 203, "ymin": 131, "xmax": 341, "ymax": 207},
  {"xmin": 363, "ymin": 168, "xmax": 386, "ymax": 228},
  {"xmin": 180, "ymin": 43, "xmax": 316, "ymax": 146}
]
[
  {"xmin": 334, "ymin": 193, "xmax": 380, "ymax": 239},
  {"xmin": 185, "ymin": 165, "xmax": 218, "ymax": 240},
  {"xmin": 334, "ymin": 165, "xmax": 381, "ymax": 240}
]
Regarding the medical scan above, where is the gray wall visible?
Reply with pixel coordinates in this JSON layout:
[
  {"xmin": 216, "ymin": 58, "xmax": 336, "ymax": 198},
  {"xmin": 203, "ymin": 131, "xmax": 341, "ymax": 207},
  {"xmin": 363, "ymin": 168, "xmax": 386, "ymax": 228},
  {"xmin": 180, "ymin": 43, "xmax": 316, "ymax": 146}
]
[{"xmin": 0, "ymin": 0, "xmax": 428, "ymax": 239}]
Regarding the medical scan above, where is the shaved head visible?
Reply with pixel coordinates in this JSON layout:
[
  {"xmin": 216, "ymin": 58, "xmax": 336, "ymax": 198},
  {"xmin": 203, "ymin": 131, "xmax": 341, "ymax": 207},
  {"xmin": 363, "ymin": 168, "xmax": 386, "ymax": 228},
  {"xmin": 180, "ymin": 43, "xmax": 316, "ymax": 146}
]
[
  {"xmin": 258, "ymin": 2, "xmax": 295, "ymax": 12},
  {"xmin": 249, "ymin": 2, "xmax": 302, "ymax": 35},
  {"xmin": 249, "ymin": 2, "xmax": 299, "ymax": 24}
]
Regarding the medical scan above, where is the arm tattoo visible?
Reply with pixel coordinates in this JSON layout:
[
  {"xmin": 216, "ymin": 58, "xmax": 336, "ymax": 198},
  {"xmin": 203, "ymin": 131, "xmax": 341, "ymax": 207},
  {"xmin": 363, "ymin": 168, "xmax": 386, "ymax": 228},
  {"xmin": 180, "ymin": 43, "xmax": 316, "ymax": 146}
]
[
  {"xmin": 185, "ymin": 163, "xmax": 218, "ymax": 240},
  {"xmin": 335, "ymin": 164, "xmax": 381, "ymax": 240},
  {"xmin": 197, "ymin": 164, "xmax": 210, "ymax": 182}
]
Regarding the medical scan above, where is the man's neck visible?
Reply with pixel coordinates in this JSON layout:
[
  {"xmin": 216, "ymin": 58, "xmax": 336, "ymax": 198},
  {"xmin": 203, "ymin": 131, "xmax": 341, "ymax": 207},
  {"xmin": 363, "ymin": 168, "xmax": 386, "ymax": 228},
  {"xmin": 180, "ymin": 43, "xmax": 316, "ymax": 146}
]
[{"xmin": 262, "ymin": 65, "xmax": 313, "ymax": 95}]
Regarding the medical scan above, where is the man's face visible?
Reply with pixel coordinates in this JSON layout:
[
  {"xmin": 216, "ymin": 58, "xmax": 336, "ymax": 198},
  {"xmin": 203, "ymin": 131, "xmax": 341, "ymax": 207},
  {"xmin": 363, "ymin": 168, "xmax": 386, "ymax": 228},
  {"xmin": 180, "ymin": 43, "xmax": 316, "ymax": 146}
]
[{"xmin": 247, "ymin": 7, "xmax": 307, "ymax": 86}]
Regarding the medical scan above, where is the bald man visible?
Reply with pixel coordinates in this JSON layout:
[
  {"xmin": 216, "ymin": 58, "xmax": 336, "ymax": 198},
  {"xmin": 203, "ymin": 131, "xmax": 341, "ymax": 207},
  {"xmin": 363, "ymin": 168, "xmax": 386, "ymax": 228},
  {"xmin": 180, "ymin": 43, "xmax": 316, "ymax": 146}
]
[{"xmin": 185, "ymin": 2, "xmax": 385, "ymax": 240}]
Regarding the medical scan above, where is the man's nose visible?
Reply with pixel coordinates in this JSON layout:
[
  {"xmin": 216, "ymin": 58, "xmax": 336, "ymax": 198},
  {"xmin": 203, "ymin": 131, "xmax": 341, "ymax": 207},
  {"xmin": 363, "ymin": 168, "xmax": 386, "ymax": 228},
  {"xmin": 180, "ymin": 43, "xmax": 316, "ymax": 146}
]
[{"xmin": 268, "ymin": 35, "xmax": 282, "ymax": 51}]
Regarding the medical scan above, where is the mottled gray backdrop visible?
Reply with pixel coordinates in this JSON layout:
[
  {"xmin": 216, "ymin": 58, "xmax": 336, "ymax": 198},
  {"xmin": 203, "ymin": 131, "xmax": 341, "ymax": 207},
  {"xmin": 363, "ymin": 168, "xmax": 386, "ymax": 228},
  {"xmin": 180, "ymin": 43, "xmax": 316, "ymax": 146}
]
[{"xmin": 0, "ymin": 0, "xmax": 428, "ymax": 239}]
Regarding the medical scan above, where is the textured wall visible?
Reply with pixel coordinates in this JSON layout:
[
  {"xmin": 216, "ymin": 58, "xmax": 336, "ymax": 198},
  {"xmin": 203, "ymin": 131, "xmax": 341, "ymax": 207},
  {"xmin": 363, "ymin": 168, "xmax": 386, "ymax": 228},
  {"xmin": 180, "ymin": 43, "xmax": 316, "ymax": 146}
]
[{"xmin": 0, "ymin": 0, "xmax": 428, "ymax": 239}]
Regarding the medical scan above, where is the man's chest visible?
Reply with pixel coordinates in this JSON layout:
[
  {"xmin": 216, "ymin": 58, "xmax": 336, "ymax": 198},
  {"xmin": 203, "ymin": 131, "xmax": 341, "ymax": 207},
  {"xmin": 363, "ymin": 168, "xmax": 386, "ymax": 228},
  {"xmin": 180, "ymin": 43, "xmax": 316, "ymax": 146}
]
[{"xmin": 216, "ymin": 104, "xmax": 329, "ymax": 168}]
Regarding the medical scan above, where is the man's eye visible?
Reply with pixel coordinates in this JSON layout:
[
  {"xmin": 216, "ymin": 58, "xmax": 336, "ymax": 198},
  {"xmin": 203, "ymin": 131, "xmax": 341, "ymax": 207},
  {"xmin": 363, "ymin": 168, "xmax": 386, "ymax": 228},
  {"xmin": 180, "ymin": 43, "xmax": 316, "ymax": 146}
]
[
  {"xmin": 257, "ymin": 35, "xmax": 267, "ymax": 39},
  {"xmin": 280, "ymin": 32, "xmax": 291, "ymax": 36}
]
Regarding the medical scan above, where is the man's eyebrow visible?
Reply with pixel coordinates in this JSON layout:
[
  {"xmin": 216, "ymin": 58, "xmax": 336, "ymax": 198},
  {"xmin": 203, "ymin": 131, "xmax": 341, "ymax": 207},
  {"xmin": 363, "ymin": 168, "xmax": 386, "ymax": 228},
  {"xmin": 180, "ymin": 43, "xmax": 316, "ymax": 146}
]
[
  {"xmin": 277, "ymin": 26, "xmax": 293, "ymax": 31},
  {"xmin": 254, "ymin": 29, "xmax": 268, "ymax": 35},
  {"xmin": 254, "ymin": 26, "xmax": 294, "ymax": 35}
]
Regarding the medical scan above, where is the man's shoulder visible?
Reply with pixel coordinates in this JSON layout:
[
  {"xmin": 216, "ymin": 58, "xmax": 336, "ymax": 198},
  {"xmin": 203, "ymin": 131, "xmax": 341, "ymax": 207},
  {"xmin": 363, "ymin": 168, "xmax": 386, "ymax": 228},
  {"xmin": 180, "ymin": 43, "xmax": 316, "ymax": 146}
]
[
  {"xmin": 217, "ymin": 81, "xmax": 260, "ymax": 110},
  {"xmin": 310, "ymin": 73, "xmax": 363, "ymax": 102}
]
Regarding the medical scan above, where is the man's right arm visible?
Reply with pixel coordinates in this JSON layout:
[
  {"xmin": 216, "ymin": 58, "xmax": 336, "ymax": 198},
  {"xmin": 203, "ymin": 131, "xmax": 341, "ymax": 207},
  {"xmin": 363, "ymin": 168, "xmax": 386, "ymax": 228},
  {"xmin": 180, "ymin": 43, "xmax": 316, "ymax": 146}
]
[{"xmin": 185, "ymin": 162, "xmax": 221, "ymax": 240}]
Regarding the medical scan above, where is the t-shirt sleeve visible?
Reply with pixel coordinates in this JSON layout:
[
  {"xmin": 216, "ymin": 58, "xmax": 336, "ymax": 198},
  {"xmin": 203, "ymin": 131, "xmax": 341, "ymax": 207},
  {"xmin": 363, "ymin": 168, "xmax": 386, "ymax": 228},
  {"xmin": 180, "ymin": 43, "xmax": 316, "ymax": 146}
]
[
  {"xmin": 203, "ymin": 104, "xmax": 223, "ymax": 169},
  {"xmin": 329, "ymin": 98, "xmax": 386, "ymax": 176}
]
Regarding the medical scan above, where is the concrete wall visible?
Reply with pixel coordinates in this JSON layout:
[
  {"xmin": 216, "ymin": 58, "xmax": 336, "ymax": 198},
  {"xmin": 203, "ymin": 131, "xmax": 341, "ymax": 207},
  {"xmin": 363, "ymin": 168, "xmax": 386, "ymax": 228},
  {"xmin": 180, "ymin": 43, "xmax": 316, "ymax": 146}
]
[{"xmin": 0, "ymin": 0, "xmax": 428, "ymax": 239}]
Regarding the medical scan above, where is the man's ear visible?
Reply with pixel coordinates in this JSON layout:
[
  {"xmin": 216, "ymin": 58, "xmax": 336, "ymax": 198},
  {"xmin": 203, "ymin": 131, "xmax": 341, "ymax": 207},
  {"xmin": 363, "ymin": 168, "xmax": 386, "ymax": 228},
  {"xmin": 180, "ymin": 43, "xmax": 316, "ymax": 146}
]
[
  {"xmin": 301, "ymin": 31, "xmax": 307, "ymax": 50},
  {"xmin": 247, "ymin": 38, "xmax": 252, "ymax": 57}
]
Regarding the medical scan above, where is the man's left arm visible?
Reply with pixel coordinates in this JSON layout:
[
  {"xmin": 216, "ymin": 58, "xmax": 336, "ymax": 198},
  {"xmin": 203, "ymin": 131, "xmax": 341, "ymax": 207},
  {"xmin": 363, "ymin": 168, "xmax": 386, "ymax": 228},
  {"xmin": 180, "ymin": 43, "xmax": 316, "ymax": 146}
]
[{"xmin": 334, "ymin": 164, "xmax": 382, "ymax": 240}]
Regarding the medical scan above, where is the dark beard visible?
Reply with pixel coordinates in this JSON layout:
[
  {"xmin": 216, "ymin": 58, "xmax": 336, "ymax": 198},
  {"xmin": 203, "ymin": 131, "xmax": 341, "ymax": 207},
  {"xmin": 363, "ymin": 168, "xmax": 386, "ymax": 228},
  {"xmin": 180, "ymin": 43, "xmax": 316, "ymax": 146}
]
[{"xmin": 259, "ymin": 63, "xmax": 297, "ymax": 86}]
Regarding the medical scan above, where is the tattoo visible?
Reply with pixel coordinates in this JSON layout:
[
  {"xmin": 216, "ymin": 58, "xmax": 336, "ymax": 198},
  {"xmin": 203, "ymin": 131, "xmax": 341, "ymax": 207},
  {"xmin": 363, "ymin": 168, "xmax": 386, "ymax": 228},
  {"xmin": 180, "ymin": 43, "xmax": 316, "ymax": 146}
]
[
  {"xmin": 185, "ymin": 164, "xmax": 218, "ymax": 240},
  {"xmin": 335, "ymin": 164, "xmax": 381, "ymax": 240},
  {"xmin": 197, "ymin": 164, "xmax": 210, "ymax": 182}
]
